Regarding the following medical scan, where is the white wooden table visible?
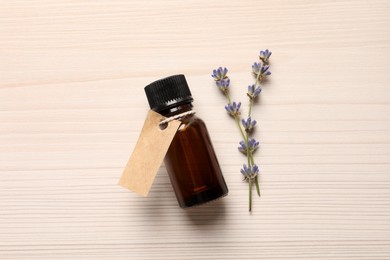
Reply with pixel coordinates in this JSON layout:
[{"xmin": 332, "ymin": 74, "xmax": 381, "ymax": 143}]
[{"xmin": 1, "ymin": 1, "xmax": 390, "ymax": 259}]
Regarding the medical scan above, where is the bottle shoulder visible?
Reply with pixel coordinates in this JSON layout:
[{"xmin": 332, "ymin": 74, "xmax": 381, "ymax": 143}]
[
  {"xmin": 189, "ymin": 114, "xmax": 204, "ymax": 122},
  {"xmin": 188, "ymin": 115, "xmax": 206, "ymax": 125},
  {"xmin": 178, "ymin": 114, "xmax": 206, "ymax": 132}
]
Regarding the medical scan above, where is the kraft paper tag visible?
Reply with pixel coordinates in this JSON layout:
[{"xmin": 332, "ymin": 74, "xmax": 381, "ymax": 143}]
[{"xmin": 119, "ymin": 110, "xmax": 181, "ymax": 197}]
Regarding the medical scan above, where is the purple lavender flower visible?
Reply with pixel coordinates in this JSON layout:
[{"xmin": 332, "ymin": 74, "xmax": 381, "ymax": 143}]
[
  {"xmin": 238, "ymin": 138, "xmax": 259, "ymax": 154},
  {"xmin": 212, "ymin": 67, "xmax": 230, "ymax": 93},
  {"xmin": 247, "ymin": 84, "xmax": 262, "ymax": 99},
  {"xmin": 241, "ymin": 117, "xmax": 257, "ymax": 131},
  {"xmin": 238, "ymin": 140, "xmax": 247, "ymax": 153},
  {"xmin": 240, "ymin": 164, "xmax": 259, "ymax": 180},
  {"xmin": 216, "ymin": 78, "xmax": 230, "ymax": 92},
  {"xmin": 248, "ymin": 138, "xmax": 259, "ymax": 152},
  {"xmin": 252, "ymin": 62, "xmax": 271, "ymax": 80},
  {"xmin": 259, "ymin": 49, "xmax": 272, "ymax": 64},
  {"xmin": 225, "ymin": 102, "xmax": 241, "ymax": 117},
  {"xmin": 211, "ymin": 67, "xmax": 228, "ymax": 81}
]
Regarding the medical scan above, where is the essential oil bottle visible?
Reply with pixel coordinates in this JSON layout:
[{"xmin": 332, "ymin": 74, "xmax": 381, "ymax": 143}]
[{"xmin": 144, "ymin": 75, "xmax": 228, "ymax": 208}]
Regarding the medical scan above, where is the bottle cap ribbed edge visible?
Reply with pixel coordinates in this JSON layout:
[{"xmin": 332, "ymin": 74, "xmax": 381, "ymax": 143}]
[{"xmin": 144, "ymin": 74, "xmax": 193, "ymax": 112}]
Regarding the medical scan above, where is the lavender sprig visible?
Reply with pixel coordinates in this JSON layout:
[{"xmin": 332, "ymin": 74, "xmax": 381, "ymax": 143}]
[{"xmin": 212, "ymin": 49, "xmax": 272, "ymax": 212}]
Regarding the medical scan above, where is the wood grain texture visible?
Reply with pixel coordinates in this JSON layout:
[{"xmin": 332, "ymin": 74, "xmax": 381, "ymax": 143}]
[{"xmin": 1, "ymin": 0, "xmax": 390, "ymax": 259}]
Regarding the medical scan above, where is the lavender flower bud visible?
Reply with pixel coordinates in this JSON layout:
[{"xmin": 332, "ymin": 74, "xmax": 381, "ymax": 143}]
[
  {"xmin": 252, "ymin": 62, "xmax": 271, "ymax": 81},
  {"xmin": 241, "ymin": 117, "xmax": 257, "ymax": 131},
  {"xmin": 216, "ymin": 78, "xmax": 230, "ymax": 92},
  {"xmin": 238, "ymin": 140, "xmax": 247, "ymax": 153},
  {"xmin": 237, "ymin": 138, "xmax": 259, "ymax": 154},
  {"xmin": 247, "ymin": 84, "xmax": 262, "ymax": 99},
  {"xmin": 225, "ymin": 102, "xmax": 241, "ymax": 117},
  {"xmin": 240, "ymin": 164, "xmax": 259, "ymax": 181},
  {"xmin": 211, "ymin": 67, "xmax": 228, "ymax": 81},
  {"xmin": 212, "ymin": 67, "xmax": 230, "ymax": 93},
  {"xmin": 248, "ymin": 138, "xmax": 259, "ymax": 152},
  {"xmin": 259, "ymin": 49, "xmax": 272, "ymax": 64}
]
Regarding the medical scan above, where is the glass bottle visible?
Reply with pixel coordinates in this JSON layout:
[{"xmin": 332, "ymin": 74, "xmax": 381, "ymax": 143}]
[{"xmin": 144, "ymin": 75, "xmax": 228, "ymax": 208}]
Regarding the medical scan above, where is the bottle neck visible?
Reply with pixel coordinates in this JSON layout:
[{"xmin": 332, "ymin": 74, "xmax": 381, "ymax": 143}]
[{"xmin": 157, "ymin": 102, "xmax": 193, "ymax": 117}]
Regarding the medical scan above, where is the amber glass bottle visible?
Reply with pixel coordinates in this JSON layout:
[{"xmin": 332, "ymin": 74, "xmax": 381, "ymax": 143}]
[{"xmin": 144, "ymin": 75, "xmax": 228, "ymax": 208}]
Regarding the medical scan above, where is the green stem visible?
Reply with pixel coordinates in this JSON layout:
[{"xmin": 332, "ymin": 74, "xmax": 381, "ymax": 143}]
[
  {"xmin": 248, "ymin": 150, "xmax": 255, "ymax": 165},
  {"xmin": 255, "ymin": 176, "xmax": 260, "ymax": 197},
  {"xmin": 248, "ymin": 98, "xmax": 253, "ymax": 117},
  {"xmin": 245, "ymin": 131, "xmax": 252, "ymax": 166},
  {"xmin": 246, "ymin": 150, "xmax": 251, "ymax": 166},
  {"xmin": 225, "ymin": 91, "xmax": 232, "ymax": 104},
  {"xmin": 244, "ymin": 131, "xmax": 252, "ymax": 167},
  {"xmin": 255, "ymin": 71, "xmax": 261, "ymax": 86},
  {"xmin": 234, "ymin": 116, "xmax": 247, "ymax": 143},
  {"xmin": 249, "ymin": 178, "xmax": 252, "ymax": 212},
  {"xmin": 250, "ymin": 70, "xmax": 265, "ymax": 200}
]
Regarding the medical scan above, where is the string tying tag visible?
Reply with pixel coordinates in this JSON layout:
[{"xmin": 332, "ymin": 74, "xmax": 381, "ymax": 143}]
[{"xmin": 159, "ymin": 110, "xmax": 196, "ymax": 126}]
